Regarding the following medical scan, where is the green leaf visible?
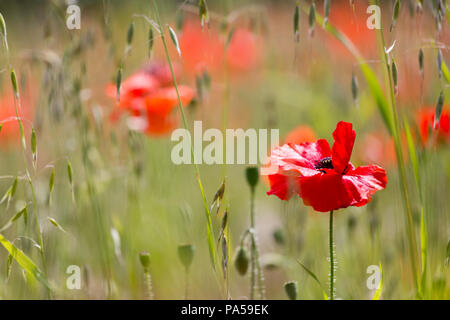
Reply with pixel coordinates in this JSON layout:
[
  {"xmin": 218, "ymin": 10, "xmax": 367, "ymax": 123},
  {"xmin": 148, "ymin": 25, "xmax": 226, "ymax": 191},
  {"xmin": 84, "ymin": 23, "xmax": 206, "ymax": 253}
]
[
  {"xmin": 297, "ymin": 260, "xmax": 328, "ymax": 300},
  {"xmin": 372, "ymin": 263, "xmax": 383, "ymax": 300},
  {"xmin": 0, "ymin": 233, "xmax": 50, "ymax": 290}
]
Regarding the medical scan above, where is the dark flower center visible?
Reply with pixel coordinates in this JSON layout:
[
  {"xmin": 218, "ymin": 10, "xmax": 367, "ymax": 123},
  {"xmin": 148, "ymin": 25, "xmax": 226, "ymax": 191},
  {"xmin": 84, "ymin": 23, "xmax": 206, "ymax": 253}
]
[{"xmin": 315, "ymin": 157, "xmax": 333, "ymax": 171}]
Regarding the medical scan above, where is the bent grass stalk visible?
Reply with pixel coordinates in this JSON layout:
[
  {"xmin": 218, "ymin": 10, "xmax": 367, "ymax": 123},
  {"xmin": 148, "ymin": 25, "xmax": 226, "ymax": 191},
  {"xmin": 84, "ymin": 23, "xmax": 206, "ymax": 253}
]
[
  {"xmin": 309, "ymin": 5, "xmax": 420, "ymax": 294},
  {"xmin": 374, "ymin": 0, "xmax": 419, "ymax": 292},
  {"xmin": 11, "ymin": 71, "xmax": 51, "ymax": 299},
  {"xmin": 151, "ymin": 0, "xmax": 217, "ymax": 272}
]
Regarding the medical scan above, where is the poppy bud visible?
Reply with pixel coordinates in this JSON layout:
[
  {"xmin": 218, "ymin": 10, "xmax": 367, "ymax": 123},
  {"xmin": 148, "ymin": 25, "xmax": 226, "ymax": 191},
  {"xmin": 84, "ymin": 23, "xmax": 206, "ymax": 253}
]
[
  {"xmin": 178, "ymin": 244, "xmax": 195, "ymax": 270},
  {"xmin": 273, "ymin": 228, "xmax": 285, "ymax": 246},
  {"xmin": 234, "ymin": 246, "xmax": 249, "ymax": 276},
  {"xmin": 139, "ymin": 251, "xmax": 151, "ymax": 269},
  {"xmin": 245, "ymin": 167, "xmax": 259, "ymax": 189},
  {"xmin": 284, "ymin": 281, "xmax": 298, "ymax": 300}
]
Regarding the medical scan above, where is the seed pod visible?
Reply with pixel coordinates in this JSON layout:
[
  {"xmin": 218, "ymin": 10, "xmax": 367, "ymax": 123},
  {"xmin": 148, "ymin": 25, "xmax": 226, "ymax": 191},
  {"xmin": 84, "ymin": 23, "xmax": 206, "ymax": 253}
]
[
  {"xmin": 245, "ymin": 167, "xmax": 259, "ymax": 189},
  {"xmin": 351, "ymin": 73, "xmax": 358, "ymax": 104},
  {"xmin": 437, "ymin": 49, "xmax": 443, "ymax": 79},
  {"xmin": 221, "ymin": 237, "xmax": 228, "ymax": 279},
  {"xmin": 126, "ymin": 22, "xmax": 134, "ymax": 46},
  {"xmin": 168, "ymin": 26, "xmax": 181, "ymax": 57},
  {"xmin": 31, "ymin": 128, "xmax": 37, "ymax": 168},
  {"xmin": 10, "ymin": 69, "xmax": 19, "ymax": 98},
  {"xmin": 308, "ymin": 2, "xmax": 316, "ymax": 37},
  {"xmin": 139, "ymin": 251, "xmax": 151, "ymax": 269},
  {"xmin": 284, "ymin": 281, "xmax": 298, "ymax": 300},
  {"xmin": 199, "ymin": 0, "xmax": 209, "ymax": 28},
  {"xmin": 293, "ymin": 1, "xmax": 300, "ymax": 42},
  {"xmin": 392, "ymin": 60, "xmax": 398, "ymax": 95},
  {"xmin": 148, "ymin": 27, "xmax": 154, "ymax": 58},
  {"xmin": 0, "ymin": 12, "xmax": 6, "ymax": 39},
  {"xmin": 48, "ymin": 168, "xmax": 55, "ymax": 205},
  {"xmin": 234, "ymin": 246, "xmax": 249, "ymax": 276},
  {"xmin": 324, "ymin": 0, "xmax": 331, "ymax": 26},
  {"xmin": 390, "ymin": 0, "xmax": 400, "ymax": 32},
  {"xmin": 418, "ymin": 48, "xmax": 424, "ymax": 79},
  {"xmin": 434, "ymin": 91, "xmax": 444, "ymax": 129},
  {"xmin": 273, "ymin": 228, "xmax": 285, "ymax": 246},
  {"xmin": 178, "ymin": 244, "xmax": 195, "ymax": 270},
  {"xmin": 116, "ymin": 67, "xmax": 122, "ymax": 102}
]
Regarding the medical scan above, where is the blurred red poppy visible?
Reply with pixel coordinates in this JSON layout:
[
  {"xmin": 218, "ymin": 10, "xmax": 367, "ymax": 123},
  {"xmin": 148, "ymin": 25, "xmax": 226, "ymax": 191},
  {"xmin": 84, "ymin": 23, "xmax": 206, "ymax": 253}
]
[
  {"xmin": 327, "ymin": 2, "xmax": 376, "ymax": 59},
  {"xmin": 106, "ymin": 63, "xmax": 194, "ymax": 136},
  {"xmin": 284, "ymin": 125, "xmax": 317, "ymax": 145},
  {"xmin": 417, "ymin": 107, "xmax": 450, "ymax": 145},
  {"xmin": 0, "ymin": 91, "xmax": 33, "ymax": 147},
  {"xmin": 266, "ymin": 121, "xmax": 387, "ymax": 212},
  {"xmin": 179, "ymin": 20, "xmax": 260, "ymax": 76}
]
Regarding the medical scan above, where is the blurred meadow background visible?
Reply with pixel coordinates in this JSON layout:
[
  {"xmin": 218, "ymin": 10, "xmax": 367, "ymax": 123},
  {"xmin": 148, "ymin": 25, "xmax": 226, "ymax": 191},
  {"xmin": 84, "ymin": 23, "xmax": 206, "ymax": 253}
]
[{"xmin": 0, "ymin": 0, "xmax": 449, "ymax": 299}]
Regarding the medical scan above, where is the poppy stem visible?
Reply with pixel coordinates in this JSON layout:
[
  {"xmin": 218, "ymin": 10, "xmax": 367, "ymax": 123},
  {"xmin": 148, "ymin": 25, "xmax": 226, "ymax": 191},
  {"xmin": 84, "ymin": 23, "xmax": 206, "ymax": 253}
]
[{"xmin": 329, "ymin": 210, "xmax": 335, "ymax": 300}]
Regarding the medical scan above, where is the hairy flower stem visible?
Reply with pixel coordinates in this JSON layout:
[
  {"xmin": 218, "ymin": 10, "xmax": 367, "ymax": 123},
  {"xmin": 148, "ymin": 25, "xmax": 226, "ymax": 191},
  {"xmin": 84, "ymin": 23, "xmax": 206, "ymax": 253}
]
[
  {"xmin": 329, "ymin": 210, "xmax": 335, "ymax": 300},
  {"xmin": 184, "ymin": 267, "xmax": 190, "ymax": 299},
  {"xmin": 249, "ymin": 187, "xmax": 265, "ymax": 299},
  {"xmin": 144, "ymin": 267, "xmax": 154, "ymax": 300},
  {"xmin": 375, "ymin": 0, "xmax": 419, "ymax": 292}
]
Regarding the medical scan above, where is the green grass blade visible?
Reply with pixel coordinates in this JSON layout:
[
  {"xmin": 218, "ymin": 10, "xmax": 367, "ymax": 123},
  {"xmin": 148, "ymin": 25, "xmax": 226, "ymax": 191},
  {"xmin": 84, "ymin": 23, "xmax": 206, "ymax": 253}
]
[
  {"xmin": 0, "ymin": 233, "xmax": 50, "ymax": 290},
  {"xmin": 297, "ymin": 260, "xmax": 329, "ymax": 300},
  {"xmin": 420, "ymin": 208, "xmax": 427, "ymax": 297},
  {"xmin": 404, "ymin": 119, "xmax": 420, "ymax": 191},
  {"xmin": 372, "ymin": 263, "xmax": 383, "ymax": 300},
  {"xmin": 441, "ymin": 60, "xmax": 450, "ymax": 84},
  {"xmin": 308, "ymin": 7, "xmax": 394, "ymax": 135}
]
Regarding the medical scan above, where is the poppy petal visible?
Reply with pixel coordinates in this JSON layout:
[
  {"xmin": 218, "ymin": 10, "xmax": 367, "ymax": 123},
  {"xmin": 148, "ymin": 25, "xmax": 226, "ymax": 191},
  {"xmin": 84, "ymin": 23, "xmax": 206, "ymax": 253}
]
[
  {"xmin": 343, "ymin": 165, "xmax": 387, "ymax": 206},
  {"xmin": 332, "ymin": 121, "xmax": 355, "ymax": 174},
  {"xmin": 267, "ymin": 139, "xmax": 331, "ymax": 177},
  {"xmin": 297, "ymin": 171, "xmax": 354, "ymax": 212},
  {"xmin": 267, "ymin": 173, "xmax": 301, "ymax": 201}
]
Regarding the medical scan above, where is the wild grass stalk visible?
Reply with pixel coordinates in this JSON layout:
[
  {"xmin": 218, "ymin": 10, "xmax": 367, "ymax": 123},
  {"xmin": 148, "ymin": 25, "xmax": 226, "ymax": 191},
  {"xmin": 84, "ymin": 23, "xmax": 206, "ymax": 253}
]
[
  {"xmin": 151, "ymin": 0, "xmax": 217, "ymax": 273},
  {"xmin": 374, "ymin": 0, "xmax": 419, "ymax": 292}
]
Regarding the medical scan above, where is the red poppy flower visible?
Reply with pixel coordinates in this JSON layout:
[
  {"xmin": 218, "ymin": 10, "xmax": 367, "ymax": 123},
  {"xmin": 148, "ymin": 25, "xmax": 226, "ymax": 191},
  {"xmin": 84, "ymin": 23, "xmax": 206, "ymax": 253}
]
[
  {"xmin": 416, "ymin": 107, "xmax": 450, "ymax": 145},
  {"xmin": 266, "ymin": 121, "xmax": 387, "ymax": 212}
]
